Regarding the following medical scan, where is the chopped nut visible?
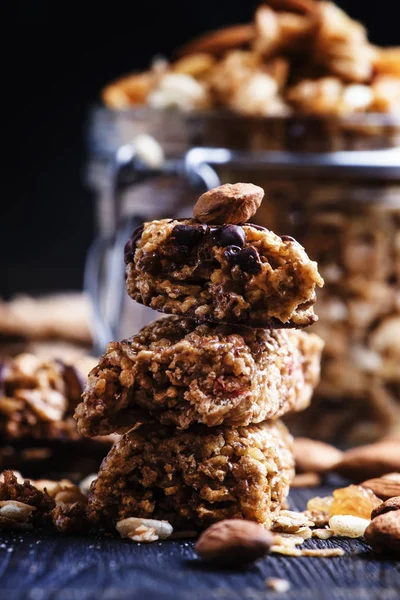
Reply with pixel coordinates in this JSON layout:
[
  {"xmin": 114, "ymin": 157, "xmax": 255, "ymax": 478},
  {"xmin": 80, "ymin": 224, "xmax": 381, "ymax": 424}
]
[
  {"xmin": 266, "ymin": 578, "xmax": 291, "ymax": 593},
  {"xmin": 301, "ymin": 548, "xmax": 345, "ymax": 557},
  {"xmin": 272, "ymin": 533, "xmax": 306, "ymax": 547},
  {"xmin": 148, "ymin": 73, "xmax": 211, "ymax": 111},
  {"xmin": 304, "ymin": 509, "xmax": 329, "ymax": 528},
  {"xmin": 272, "ymin": 544, "xmax": 345, "ymax": 558},
  {"xmin": 193, "ymin": 183, "xmax": 264, "ymax": 225},
  {"xmin": 312, "ymin": 528, "xmax": 334, "ymax": 539},
  {"xmin": 271, "ymin": 544, "xmax": 302, "ymax": 556},
  {"xmin": 172, "ymin": 53, "xmax": 216, "ymax": 78},
  {"xmin": 272, "ymin": 510, "xmax": 315, "ymax": 533},
  {"xmin": 329, "ymin": 515, "xmax": 370, "ymax": 538},
  {"xmin": 116, "ymin": 517, "xmax": 173, "ymax": 543},
  {"xmin": 195, "ymin": 519, "xmax": 273, "ymax": 566},
  {"xmin": 34, "ymin": 479, "xmax": 74, "ymax": 497},
  {"xmin": 79, "ymin": 473, "xmax": 97, "ymax": 496},
  {"xmin": 178, "ymin": 24, "xmax": 255, "ymax": 57},
  {"xmin": 54, "ymin": 487, "xmax": 87, "ymax": 507}
]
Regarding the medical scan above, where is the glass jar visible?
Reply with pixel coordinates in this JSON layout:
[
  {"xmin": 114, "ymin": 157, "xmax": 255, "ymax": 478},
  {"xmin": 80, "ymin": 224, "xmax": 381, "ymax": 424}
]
[{"xmin": 87, "ymin": 107, "xmax": 400, "ymax": 443}]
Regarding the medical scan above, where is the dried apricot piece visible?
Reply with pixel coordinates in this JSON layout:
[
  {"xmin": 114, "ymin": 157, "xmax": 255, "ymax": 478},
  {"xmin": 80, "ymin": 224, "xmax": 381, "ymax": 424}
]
[
  {"xmin": 307, "ymin": 495, "xmax": 333, "ymax": 513},
  {"xmin": 328, "ymin": 485, "xmax": 382, "ymax": 519}
]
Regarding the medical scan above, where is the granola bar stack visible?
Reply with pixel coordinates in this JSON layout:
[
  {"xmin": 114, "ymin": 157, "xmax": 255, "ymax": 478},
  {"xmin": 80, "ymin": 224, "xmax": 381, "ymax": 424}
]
[{"xmin": 75, "ymin": 183, "xmax": 324, "ymax": 531}]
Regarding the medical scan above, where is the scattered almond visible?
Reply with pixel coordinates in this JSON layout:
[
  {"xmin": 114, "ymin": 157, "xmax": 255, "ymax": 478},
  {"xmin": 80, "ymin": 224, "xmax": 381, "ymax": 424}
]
[
  {"xmin": 371, "ymin": 497, "xmax": 400, "ymax": 519},
  {"xmin": 193, "ymin": 183, "xmax": 264, "ymax": 225},
  {"xmin": 0, "ymin": 500, "xmax": 36, "ymax": 530},
  {"xmin": 293, "ymin": 438, "xmax": 343, "ymax": 474},
  {"xmin": 334, "ymin": 440, "xmax": 400, "ymax": 482},
  {"xmin": 291, "ymin": 472, "xmax": 322, "ymax": 488},
  {"xmin": 361, "ymin": 477, "xmax": 400, "ymax": 501},
  {"xmin": 364, "ymin": 511, "xmax": 400, "ymax": 553},
  {"xmin": 195, "ymin": 519, "xmax": 273, "ymax": 566}
]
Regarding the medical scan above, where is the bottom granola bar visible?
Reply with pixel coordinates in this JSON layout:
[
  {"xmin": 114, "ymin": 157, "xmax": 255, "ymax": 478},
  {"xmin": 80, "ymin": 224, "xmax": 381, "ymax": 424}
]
[{"xmin": 88, "ymin": 420, "xmax": 294, "ymax": 531}]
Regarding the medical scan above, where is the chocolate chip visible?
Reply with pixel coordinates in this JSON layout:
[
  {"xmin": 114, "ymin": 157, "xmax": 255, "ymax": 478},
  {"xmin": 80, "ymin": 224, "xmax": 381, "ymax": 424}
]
[
  {"xmin": 225, "ymin": 246, "xmax": 262, "ymax": 274},
  {"xmin": 124, "ymin": 225, "xmax": 144, "ymax": 264},
  {"xmin": 280, "ymin": 235, "xmax": 296, "ymax": 243},
  {"xmin": 223, "ymin": 245, "xmax": 242, "ymax": 262},
  {"xmin": 124, "ymin": 239, "xmax": 135, "ymax": 264},
  {"xmin": 170, "ymin": 224, "xmax": 207, "ymax": 249},
  {"xmin": 138, "ymin": 251, "xmax": 162, "ymax": 275},
  {"xmin": 131, "ymin": 225, "xmax": 144, "ymax": 244},
  {"xmin": 214, "ymin": 225, "xmax": 246, "ymax": 248}
]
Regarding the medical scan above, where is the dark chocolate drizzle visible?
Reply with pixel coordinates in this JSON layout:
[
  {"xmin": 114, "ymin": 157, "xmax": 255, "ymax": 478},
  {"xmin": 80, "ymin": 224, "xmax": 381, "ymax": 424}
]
[{"xmin": 131, "ymin": 224, "xmax": 145, "ymax": 244}]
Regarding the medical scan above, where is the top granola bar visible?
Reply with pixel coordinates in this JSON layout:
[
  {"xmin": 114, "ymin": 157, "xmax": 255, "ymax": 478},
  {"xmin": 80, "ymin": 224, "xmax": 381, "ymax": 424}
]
[{"xmin": 124, "ymin": 184, "xmax": 323, "ymax": 328}]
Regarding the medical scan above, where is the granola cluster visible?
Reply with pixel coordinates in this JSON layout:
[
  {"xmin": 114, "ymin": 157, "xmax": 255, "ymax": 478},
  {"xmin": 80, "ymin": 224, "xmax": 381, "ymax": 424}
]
[
  {"xmin": 102, "ymin": 1, "xmax": 400, "ymax": 116},
  {"xmin": 0, "ymin": 470, "xmax": 90, "ymax": 534},
  {"xmin": 0, "ymin": 353, "xmax": 95, "ymax": 442}
]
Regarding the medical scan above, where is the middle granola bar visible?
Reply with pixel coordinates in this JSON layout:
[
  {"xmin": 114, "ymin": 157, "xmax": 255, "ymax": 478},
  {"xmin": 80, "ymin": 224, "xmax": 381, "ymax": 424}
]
[{"xmin": 75, "ymin": 316, "xmax": 323, "ymax": 437}]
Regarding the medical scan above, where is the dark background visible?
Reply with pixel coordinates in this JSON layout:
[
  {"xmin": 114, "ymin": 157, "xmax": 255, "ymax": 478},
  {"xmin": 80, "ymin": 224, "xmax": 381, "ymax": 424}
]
[{"xmin": 1, "ymin": 1, "xmax": 398, "ymax": 297}]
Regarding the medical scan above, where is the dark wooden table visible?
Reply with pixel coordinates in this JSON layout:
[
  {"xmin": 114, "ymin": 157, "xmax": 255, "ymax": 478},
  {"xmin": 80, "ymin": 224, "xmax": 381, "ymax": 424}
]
[{"xmin": 1, "ymin": 483, "xmax": 399, "ymax": 600}]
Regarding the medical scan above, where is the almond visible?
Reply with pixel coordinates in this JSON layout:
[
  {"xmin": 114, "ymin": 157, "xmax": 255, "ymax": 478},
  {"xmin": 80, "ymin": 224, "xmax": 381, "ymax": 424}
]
[
  {"xmin": 372, "ymin": 497, "xmax": 400, "ymax": 519},
  {"xmin": 334, "ymin": 440, "xmax": 400, "ymax": 482},
  {"xmin": 361, "ymin": 478, "xmax": 400, "ymax": 501},
  {"xmin": 293, "ymin": 438, "xmax": 343, "ymax": 474},
  {"xmin": 177, "ymin": 24, "xmax": 255, "ymax": 57},
  {"xmin": 193, "ymin": 183, "xmax": 264, "ymax": 225},
  {"xmin": 364, "ymin": 511, "xmax": 400, "ymax": 553},
  {"xmin": 195, "ymin": 519, "xmax": 273, "ymax": 566},
  {"xmin": 291, "ymin": 472, "xmax": 321, "ymax": 488}
]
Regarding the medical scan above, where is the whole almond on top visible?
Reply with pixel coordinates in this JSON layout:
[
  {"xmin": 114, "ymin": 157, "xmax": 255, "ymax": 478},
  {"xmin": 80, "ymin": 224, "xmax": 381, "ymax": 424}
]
[
  {"xmin": 364, "ymin": 511, "xmax": 400, "ymax": 553},
  {"xmin": 334, "ymin": 440, "xmax": 400, "ymax": 482},
  {"xmin": 293, "ymin": 437, "xmax": 343, "ymax": 474},
  {"xmin": 361, "ymin": 478, "xmax": 400, "ymax": 501},
  {"xmin": 372, "ymin": 497, "xmax": 400, "ymax": 519},
  {"xmin": 193, "ymin": 183, "xmax": 264, "ymax": 225},
  {"xmin": 195, "ymin": 519, "xmax": 273, "ymax": 566}
]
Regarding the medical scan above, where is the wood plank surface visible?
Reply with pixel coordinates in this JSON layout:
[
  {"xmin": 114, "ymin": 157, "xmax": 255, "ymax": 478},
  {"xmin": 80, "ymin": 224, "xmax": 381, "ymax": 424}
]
[{"xmin": 1, "ymin": 482, "xmax": 399, "ymax": 600}]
